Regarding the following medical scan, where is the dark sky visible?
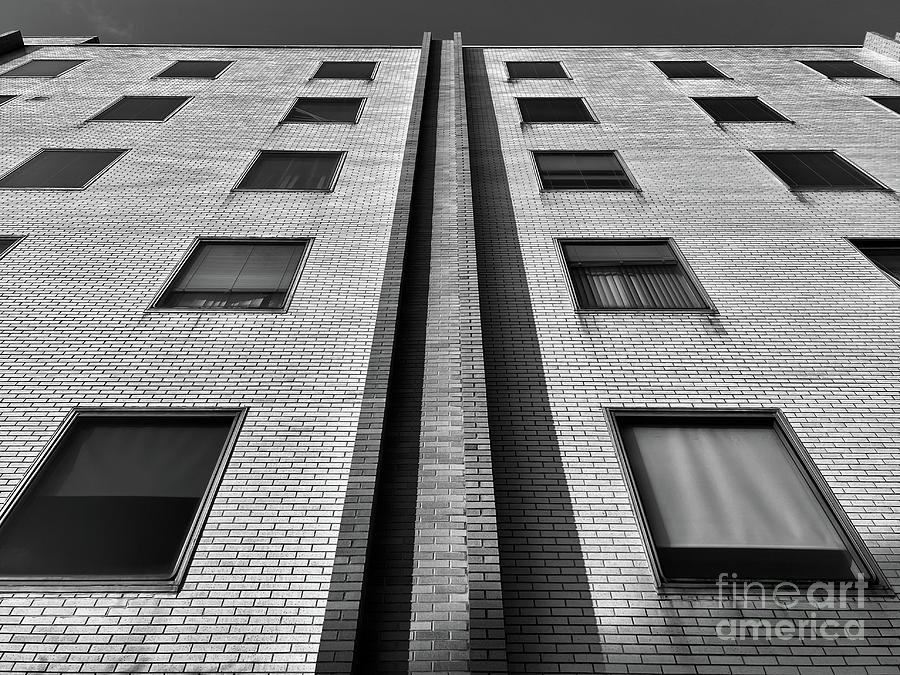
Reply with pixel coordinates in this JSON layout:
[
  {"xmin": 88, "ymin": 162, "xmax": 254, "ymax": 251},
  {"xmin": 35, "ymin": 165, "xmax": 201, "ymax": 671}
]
[{"xmin": 1, "ymin": 0, "xmax": 898, "ymax": 45}]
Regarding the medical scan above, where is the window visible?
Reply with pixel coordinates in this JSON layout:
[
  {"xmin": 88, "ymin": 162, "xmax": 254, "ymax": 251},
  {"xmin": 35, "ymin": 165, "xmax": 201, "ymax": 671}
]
[
  {"xmin": 0, "ymin": 149, "xmax": 126, "ymax": 189},
  {"xmin": 518, "ymin": 97, "xmax": 594, "ymax": 123},
  {"xmin": 692, "ymin": 96, "xmax": 789, "ymax": 123},
  {"xmin": 612, "ymin": 412, "xmax": 873, "ymax": 583},
  {"xmin": 235, "ymin": 151, "xmax": 344, "ymax": 191},
  {"xmin": 155, "ymin": 60, "xmax": 231, "ymax": 79},
  {"xmin": 0, "ymin": 95, "xmax": 15, "ymax": 107},
  {"xmin": 281, "ymin": 97, "xmax": 364, "ymax": 123},
  {"xmin": 0, "ymin": 411, "xmax": 241, "ymax": 585},
  {"xmin": 313, "ymin": 61, "xmax": 377, "ymax": 79},
  {"xmin": 534, "ymin": 151, "xmax": 636, "ymax": 190},
  {"xmin": 870, "ymin": 96, "xmax": 900, "ymax": 115},
  {"xmin": 653, "ymin": 61, "xmax": 728, "ymax": 79},
  {"xmin": 850, "ymin": 240, "xmax": 900, "ymax": 287},
  {"xmin": 0, "ymin": 59, "xmax": 85, "ymax": 78},
  {"xmin": 801, "ymin": 60, "xmax": 887, "ymax": 79},
  {"xmin": 156, "ymin": 240, "xmax": 307, "ymax": 310},
  {"xmin": 754, "ymin": 151, "xmax": 886, "ymax": 191},
  {"xmin": 562, "ymin": 240, "xmax": 709, "ymax": 310},
  {"xmin": 0, "ymin": 238, "xmax": 17, "ymax": 256},
  {"xmin": 506, "ymin": 61, "xmax": 568, "ymax": 79},
  {"xmin": 90, "ymin": 96, "xmax": 190, "ymax": 122}
]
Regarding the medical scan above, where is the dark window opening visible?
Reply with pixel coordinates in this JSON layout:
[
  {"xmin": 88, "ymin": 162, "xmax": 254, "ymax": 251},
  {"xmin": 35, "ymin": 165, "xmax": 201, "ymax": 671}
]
[
  {"xmin": 562, "ymin": 240, "xmax": 708, "ymax": 310},
  {"xmin": 282, "ymin": 97, "xmax": 363, "ymax": 123},
  {"xmin": 801, "ymin": 60, "xmax": 887, "ymax": 78},
  {"xmin": 91, "ymin": 96, "xmax": 190, "ymax": 122},
  {"xmin": 518, "ymin": 97, "xmax": 594, "ymax": 123},
  {"xmin": 534, "ymin": 151, "xmax": 635, "ymax": 190},
  {"xmin": 754, "ymin": 151, "xmax": 886, "ymax": 190},
  {"xmin": 0, "ymin": 413, "xmax": 237, "ymax": 580},
  {"xmin": 693, "ymin": 96, "xmax": 789, "ymax": 123},
  {"xmin": 313, "ymin": 61, "xmax": 377, "ymax": 79},
  {"xmin": 0, "ymin": 149, "xmax": 125, "ymax": 189},
  {"xmin": 506, "ymin": 61, "xmax": 568, "ymax": 79},
  {"xmin": 0, "ymin": 95, "xmax": 15, "ymax": 107},
  {"xmin": 870, "ymin": 96, "xmax": 900, "ymax": 115},
  {"xmin": 156, "ymin": 240, "xmax": 307, "ymax": 310},
  {"xmin": 156, "ymin": 60, "xmax": 231, "ymax": 79},
  {"xmin": 0, "ymin": 59, "xmax": 85, "ymax": 78},
  {"xmin": 0, "ymin": 238, "xmax": 17, "ymax": 256},
  {"xmin": 851, "ymin": 240, "xmax": 900, "ymax": 287},
  {"xmin": 653, "ymin": 61, "xmax": 728, "ymax": 79},
  {"xmin": 235, "ymin": 151, "xmax": 343, "ymax": 191}
]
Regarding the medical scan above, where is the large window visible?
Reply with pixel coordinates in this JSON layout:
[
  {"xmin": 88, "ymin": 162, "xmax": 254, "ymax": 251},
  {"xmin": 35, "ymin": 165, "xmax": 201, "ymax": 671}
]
[
  {"xmin": 801, "ymin": 60, "xmax": 887, "ymax": 79},
  {"xmin": 155, "ymin": 240, "xmax": 308, "ymax": 310},
  {"xmin": 692, "ymin": 97, "xmax": 789, "ymax": 123},
  {"xmin": 235, "ymin": 151, "xmax": 344, "ymax": 191},
  {"xmin": 0, "ymin": 59, "xmax": 85, "ymax": 78},
  {"xmin": 0, "ymin": 411, "xmax": 242, "ymax": 585},
  {"xmin": 518, "ymin": 97, "xmax": 594, "ymax": 123},
  {"xmin": 653, "ymin": 61, "xmax": 728, "ymax": 79},
  {"xmin": 506, "ymin": 61, "xmax": 568, "ymax": 79},
  {"xmin": 0, "ymin": 149, "xmax": 126, "ymax": 189},
  {"xmin": 534, "ymin": 151, "xmax": 636, "ymax": 190},
  {"xmin": 90, "ymin": 96, "xmax": 191, "ymax": 122},
  {"xmin": 612, "ymin": 412, "xmax": 874, "ymax": 583},
  {"xmin": 850, "ymin": 239, "xmax": 900, "ymax": 287},
  {"xmin": 155, "ymin": 60, "xmax": 232, "ymax": 79},
  {"xmin": 561, "ymin": 240, "xmax": 709, "ymax": 310},
  {"xmin": 281, "ymin": 97, "xmax": 364, "ymax": 123},
  {"xmin": 313, "ymin": 61, "xmax": 377, "ymax": 79},
  {"xmin": 754, "ymin": 151, "xmax": 887, "ymax": 191},
  {"xmin": 870, "ymin": 96, "xmax": 900, "ymax": 115}
]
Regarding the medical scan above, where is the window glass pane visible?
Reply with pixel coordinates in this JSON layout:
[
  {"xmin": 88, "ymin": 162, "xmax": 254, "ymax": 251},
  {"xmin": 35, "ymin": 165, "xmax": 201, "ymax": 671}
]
[
  {"xmin": 1, "ymin": 59, "xmax": 85, "ymax": 77},
  {"xmin": 653, "ymin": 61, "xmax": 726, "ymax": 78},
  {"xmin": 156, "ymin": 60, "xmax": 231, "ymax": 78},
  {"xmin": 870, "ymin": 96, "xmax": 900, "ymax": 115},
  {"xmin": 755, "ymin": 151, "xmax": 884, "ymax": 190},
  {"xmin": 693, "ymin": 97, "xmax": 787, "ymax": 122},
  {"xmin": 92, "ymin": 96, "xmax": 190, "ymax": 121},
  {"xmin": 802, "ymin": 60, "xmax": 885, "ymax": 78},
  {"xmin": 236, "ymin": 151, "xmax": 343, "ymax": 191},
  {"xmin": 0, "ymin": 238, "xmax": 16, "ymax": 255},
  {"xmin": 852, "ymin": 241, "xmax": 900, "ymax": 285},
  {"xmin": 518, "ymin": 98, "xmax": 593, "ymax": 123},
  {"xmin": 507, "ymin": 61, "xmax": 567, "ymax": 78},
  {"xmin": 283, "ymin": 97, "xmax": 363, "ymax": 123},
  {"xmin": 535, "ymin": 152, "xmax": 634, "ymax": 190},
  {"xmin": 618, "ymin": 416, "xmax": 860, "ymax": 581},
  {"xmin": 313, "ymin": 61, "xmax": 377, "ymax": 79},
  {"xmin": 0, "ymin": 95, "xmax": 15, "ymax": 107},
  {"xmin": 0, "ymin": 150, "xmax": 125, "ymax": 189},
  {"xmin": 0, "ymin": 415, "xmax": 235, "ymax": 578}
]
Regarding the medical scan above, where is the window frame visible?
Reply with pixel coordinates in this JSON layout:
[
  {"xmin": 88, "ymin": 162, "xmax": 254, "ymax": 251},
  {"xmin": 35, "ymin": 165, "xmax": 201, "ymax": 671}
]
[
  {"xmin": 516, "ymin": 97, "xmax": 597, "ymax": 125},
  {"xmin": 151, "ymin": 60, "xmax": 234, "ymax": 80},
  {"xmin": 0, "ymin": 407, "xmax": 247, "ymax": 592},
  {"xmin": 0, "ymin": 59, "xmax": 86, "ymax": 79},
  {"xmin": 691, "ymin": 96, "xmax": 792, "ymax": 124},
  {"xmin": 556, "ymin": 237, "xmax": 715, "ymax": 314},
  {"xmin": 0, "ymin": 148, "xmax": 129, "ymax": 191},
  {"xmin": 750, "ymin": 149, "xmax": 891, "ymax": 193},
  {"xmin": 231, "ymin": 150, "xmax": 347, "ymax": 193},
  {"xmin": 531, "ymin": 150, "xmax": 641, "ymax": 192},
  {"xmin": 651, "ymin": 60, "xmax": 731, "ymax": 80},
  {"xmin": 868, "ymin": 96, "xmax": 900, "ymax": 116},
  {"xmin": 847, "ymin": 238, "xmax": 900, "ymax": 290},
  {"xmin": 88, "ymin": 95, "xmax": 193, "ymax": 123},
  {"xmin": 148, "ymin": 236, "xmax": 312, "ymax": 314},
  {"xmin": 798, "ymin": 60, "xmax": 889, "ymax": 80},
  {"xmin": 310, "ymin": 60, "xmax": 379, "ymax": 81},
  {"xmin": 605, "ymin": 407, "xmax": 885, "ymax": 593},
  {"xmin": 278, "ymin": 96, "xmax": 366, "ymax": 125},
  {"xmin": 505, "ymin": 60, "xmax": 571, "ymax": 81}
]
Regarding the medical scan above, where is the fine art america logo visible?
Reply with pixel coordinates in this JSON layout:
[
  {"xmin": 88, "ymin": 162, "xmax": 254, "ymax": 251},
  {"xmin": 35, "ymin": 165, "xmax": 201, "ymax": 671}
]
[{"xmin": 716, "ymin": 573, "xmax": 867, "ymax": 641}]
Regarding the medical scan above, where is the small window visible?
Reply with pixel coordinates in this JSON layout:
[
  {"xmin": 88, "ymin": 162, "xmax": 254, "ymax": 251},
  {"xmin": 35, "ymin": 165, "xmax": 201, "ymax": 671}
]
[
  {"xmin": 754, "ymin": 151, "xmax": 886, "ymax": 191},
  {"xmin": 0, "ymin": 238, "xmax": 18, "ymax": 256},
  {"xmin": 235, "ymin": 151, "xmax": 344, "ymax": 191},
  {"xmin": 281, "ymin": 97, "xmax": 364, "ymax": 123},
  {"xmin": 534, "ymin": 151, "xmax": 636, "ymax": 190},
  {"xmin": 155, "ymin": 60, "xmax": 232, "ymax": 79},
  {"xmin": 801, "ymin": 60, "xmax": 886, "ymax": 79},
  {"xmin": 90, "ymin": 96, "xmax": 191, "ymax": 122},
  {"xmin": 562, "ymin": 240, "xmax": 708, "ymax": 310},
  {"xmin": 653, "ymin": 61, "xmax": 728, "ymax": 79},
  {"xmin": 518, "ymin": 97, "xmax": 594, "ymax": 123},
  {"xmin": 0, "ymin": 149, "xmax": 126, "ymax": 189},
  {"xmin": 613, "ymin": 412, "xmax": 873, "ymax": 583},
  {"xmin": 0, "ymin": 59, "xmax": 85, "ymax": 78},
  {"xmin": 0, "ymin": 95, "xmax": 15, "ymax": 107},
  {"xmin": 313, "ymin": 61, "xmax": 377, "ymax": 79},
  {"xmin": 850, "ymin": 239, "xmax": 900, "ymax": 287},
  {"xmin": 870, "ymin": 96, "xmax": 900, "ymax": 115},
  {"xmin": 0, "ymin": 412, "xmax": 241, "ymax": 584},
  {"xmin": 506, "ymin": 61, "xmax": 568, "ymax": 79},
  {"xmin": 156, "ymin": 240, "xmax": 307, "ymax": 310},
  {"xmin": 692, "ymin": 96, "xmax": 789, "ymax": 123}
]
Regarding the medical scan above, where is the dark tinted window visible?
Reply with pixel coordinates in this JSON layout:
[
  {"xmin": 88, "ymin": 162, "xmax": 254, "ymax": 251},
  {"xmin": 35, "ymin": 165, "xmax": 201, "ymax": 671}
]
[
  {"xmin": 282, "ymin": 97, "xmax": 363, "ymax": 123},
  {"xmin": 562, "ymin": 240, "xmax": 707, "ymax": 310},
  {"xmin": 157, "ymin": 240, "xmax": 307, "ymax": 310},
  {"xmin": 754, "ymin": 151, "xmax": 886, "ymax": 190},
  {"xmin": 518, "ymin": 97, "xmax": 593, "ymax": 123},
  {"xmin": 0, "ymin": 238, "xmax": 17, "ymax": 256},
  {"xmin": 851, "ymin": 240, "xmax": 900, "ymax": 286},
  {"xmin": 801, "ymin": 60, "xmax": 886, "ymax": 78},
  {"xmin": 156, "ymin": 60, "xmax": 231, "ymax": 78},
  {"xmin": 1, "ymin": 59, "xmax": 85, "ymax": 78},
  {"xmin": 0, "ymin": 414, "xmax": 236, "ymax": 579},
  {"xmin": 870, "ymin": 96, "xmax": 900, "ymax": 115},
  {"xmin": 615, "ymin": 414, "xmax": 869, "ymax": 582},
  {"xmin": 693, "ymin": 97, "xmax": 789, "ymax": 122},
  {"xmin": 0, "ymin": 95, "xmax": 15, "ymax": 107},
  {"xmin": 236, "ymin": 151, "xmax": 343, "ymax": 191},
  {"xmin": 313, "ymin": 61, "xmax": 377, "ymax": 79},
  {"xmin": 653, "ymin": 61, "xmax": 727, "ymax": 79},
  {"xmin": 0, "ymin": 149, "xmax": 125, "ymax": 189},
  {"xmin": 534, "ymin": 152, "xmax": 635, "ymax": 190},
  {"xmin": 507, "ymin": 61, "xmax": 568, "ymax": 79},
  {"xmin": 91, "ymin": 96, "xmax": 190, "ymax": 122}
]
